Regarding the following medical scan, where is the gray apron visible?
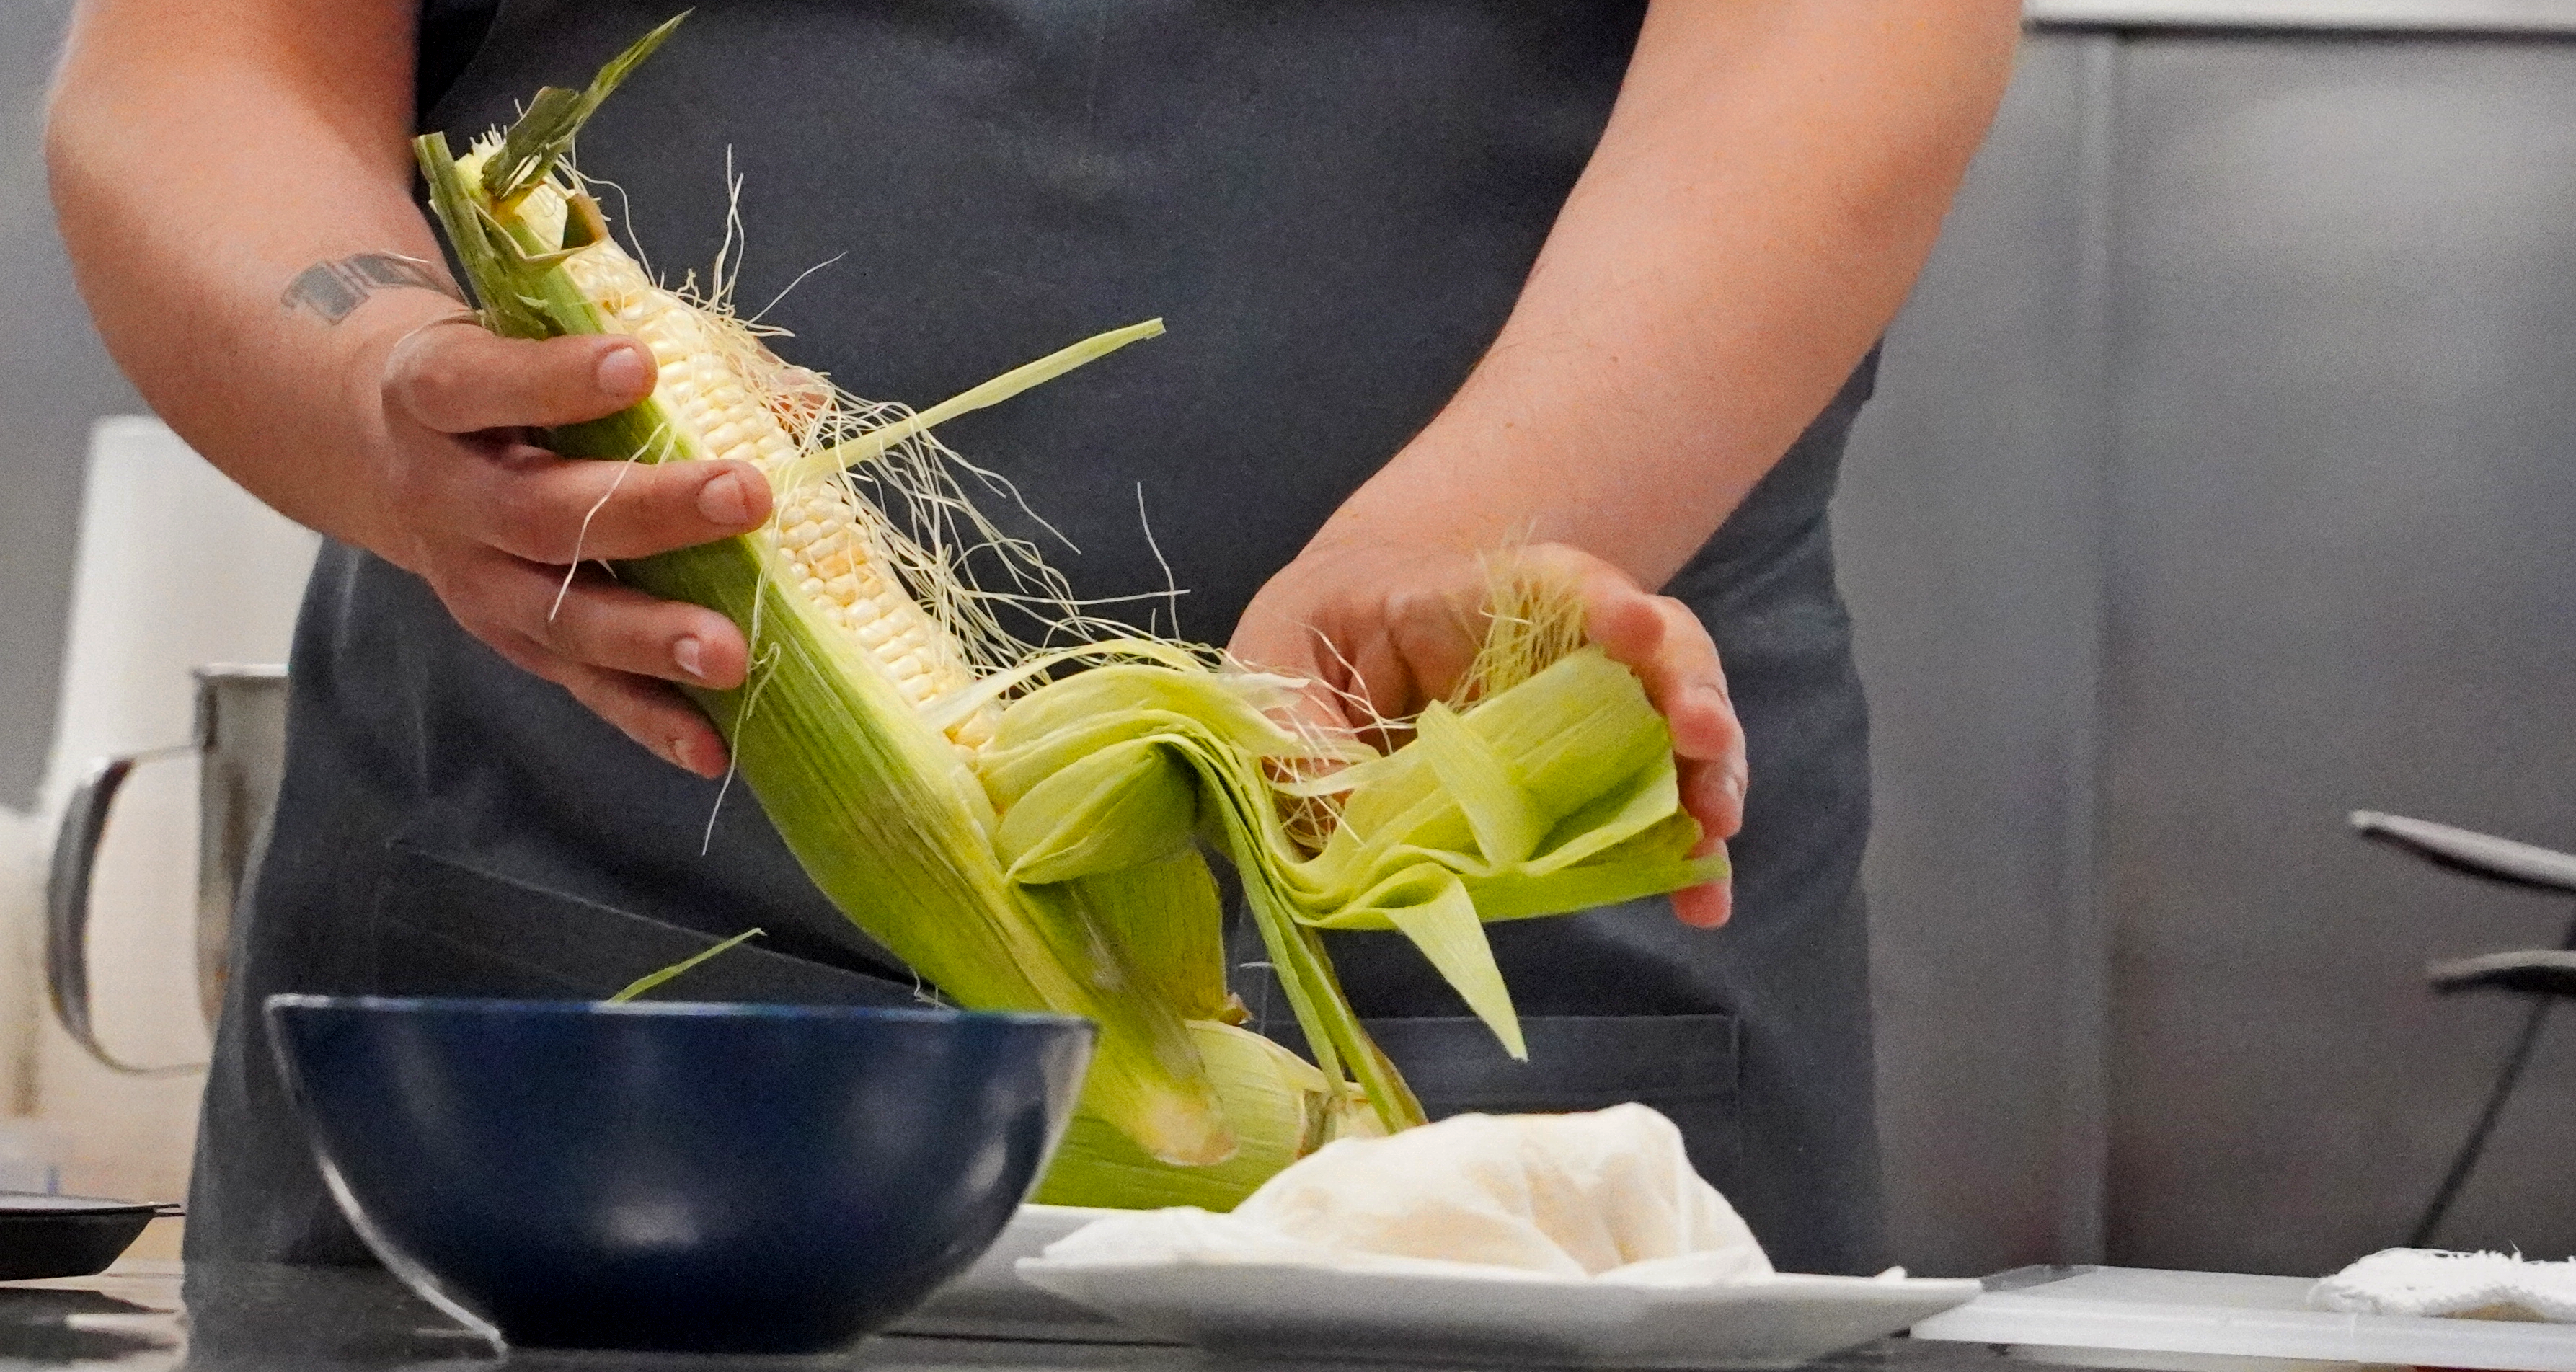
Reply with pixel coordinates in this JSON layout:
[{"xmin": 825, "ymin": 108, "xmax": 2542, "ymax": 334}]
[{"xmin": 188, "ymin": 0, "xmax": 1885, "ymax": 1276}]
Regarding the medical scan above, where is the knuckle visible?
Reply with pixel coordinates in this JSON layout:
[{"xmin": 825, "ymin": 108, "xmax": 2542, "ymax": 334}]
[
  {"xmin": 583, "ymin": 464, "xmax": 660, "ymax": 533},
  {"xmin": 541, "ymin": 587, "xmax": 651, "ymax": 674},
  {"xmin": 1384, "ymin": 586, "xmax": 1447, "ymax": 629},
  {"xmin": 526, "ymin": 593, "xmax": 581, "ymax": 656},
  {"xmin": 388, "ymin": 324, "xmax": 513, "ymax": 429},
  {"xmin": 493, "ymin": 494, "xmax": 567, "ymax": 562},
  {"xmin": 376, "ymin": 358, "xmax": 409, "ymax": 413},
  {"xmin": 403, "ymin": 353, "xmax": 469, "ymax": 422},
  {"xmin": 646, "ymin": 466, "xmax": 707, "ymax": 536}
]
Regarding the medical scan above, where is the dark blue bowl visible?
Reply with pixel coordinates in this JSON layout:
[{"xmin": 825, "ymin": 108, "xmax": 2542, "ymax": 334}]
[{"xmin": 265, "ymin": 996, "xmax": 1094, "ymax": 1354}]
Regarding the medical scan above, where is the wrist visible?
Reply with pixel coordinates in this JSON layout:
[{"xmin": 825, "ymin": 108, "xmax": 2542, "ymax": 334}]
[{"xmin": 1303, "ymin": 433, "xmax": 1546, "ymax": 567}]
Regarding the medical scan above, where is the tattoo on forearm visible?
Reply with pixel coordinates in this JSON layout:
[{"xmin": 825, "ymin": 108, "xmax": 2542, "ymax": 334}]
[{"xmin": 280, "ymin": 253, "xmax": 462, "ymax": 324}]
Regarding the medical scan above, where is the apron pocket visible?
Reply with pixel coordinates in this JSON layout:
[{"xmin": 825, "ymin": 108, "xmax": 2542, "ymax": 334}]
[
  {"xmin": 1362, "ymin": 1014, "xmax": 1744, "ymax": 1196},
  {"xmin": 369, "ymin": 844, "xmax": 916, "ymax": 1007}
]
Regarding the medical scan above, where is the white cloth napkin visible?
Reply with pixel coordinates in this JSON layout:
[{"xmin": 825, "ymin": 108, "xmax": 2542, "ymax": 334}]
[
  {"xmin": 2311, "ymin": 1248, "xmax": 2576, "ymax": 1322},
  {"xmin": 1037, "ymin": 1103, "xmax": 1773, "ymax": 1286}
]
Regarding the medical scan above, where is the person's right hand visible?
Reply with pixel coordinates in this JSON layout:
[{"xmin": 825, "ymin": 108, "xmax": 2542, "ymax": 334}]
[{"xmin": 360, "ymin": 315, "xmax": 772, "ymax": 778}]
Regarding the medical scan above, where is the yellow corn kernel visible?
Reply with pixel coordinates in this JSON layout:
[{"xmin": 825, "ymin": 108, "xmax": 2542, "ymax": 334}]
[{"xmin": 560, "ymin": 247, "xmax": 996, "ymax": 748}]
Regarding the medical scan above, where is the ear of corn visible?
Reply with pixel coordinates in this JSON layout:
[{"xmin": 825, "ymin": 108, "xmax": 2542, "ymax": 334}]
[
  {"xmin": 420, "ymin": 123, "xmax": 1244, "ymax": 1169},
  {"xmin": 413, "ymin": 15, "xmax": 1726, "ymax": 1208}
]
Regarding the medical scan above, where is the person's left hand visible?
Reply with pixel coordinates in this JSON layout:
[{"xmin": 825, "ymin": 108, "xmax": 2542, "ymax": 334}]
[{"xmin": 1229, "ymin": 539, "xmax": 1743, "ymax": 928}]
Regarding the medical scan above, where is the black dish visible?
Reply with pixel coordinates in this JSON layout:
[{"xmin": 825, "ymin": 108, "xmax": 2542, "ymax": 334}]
[{"xmin": 0, "ymin": 1194, "xmax": 168, "ymax": 1282}]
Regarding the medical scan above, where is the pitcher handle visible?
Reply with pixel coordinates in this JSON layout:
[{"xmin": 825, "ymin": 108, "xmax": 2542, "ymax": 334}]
[{"xmin": 45, "ymin": 748, "xmax": 204, "ymax": 1076}]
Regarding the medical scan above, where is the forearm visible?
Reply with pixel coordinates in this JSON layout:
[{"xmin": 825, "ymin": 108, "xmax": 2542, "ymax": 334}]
[
  {"xmin": 48, "ymin": 0, "xmax": 446, "ymax": 557},
  {"xmin": 1310, "ymin": 1, "xmax": 2019, "ymax": 588}
]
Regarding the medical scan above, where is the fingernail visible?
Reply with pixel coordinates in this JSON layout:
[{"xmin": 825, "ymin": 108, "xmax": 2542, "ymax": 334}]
[
  {"xmin": 671, "ymin": 734, "xmax": 720, "ymax": 776},
  {"xmin": 698, "ymin": 470, "xmax": 753, "ymax": 526},
  {"xmin": 596, "ymin": 345, "xmax": 650, "ymax": 399},
  {"xmin": 1720, "ymin": 771, "xmax": 1744, "ymax": 805},
  {"xmin": 674, "ymin": 636, "xmax": 707, "ymax": 680}
]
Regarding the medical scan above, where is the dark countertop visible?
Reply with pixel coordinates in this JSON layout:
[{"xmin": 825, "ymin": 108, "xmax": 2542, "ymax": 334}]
[{"xmin": 0, "ymin": 1260, "xmax": 2195, "ymax": 1372}]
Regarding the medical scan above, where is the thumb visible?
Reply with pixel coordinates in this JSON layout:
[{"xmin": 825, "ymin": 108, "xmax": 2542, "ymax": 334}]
[{"xmin": 385, "ymin": 319, "xmax": 654, "ymax": 434}]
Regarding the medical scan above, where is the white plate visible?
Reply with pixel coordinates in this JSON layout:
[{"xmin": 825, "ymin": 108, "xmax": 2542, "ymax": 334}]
[
  {"xmin": 895, "ymin": 1205, "xmax": 1183, "ymax": 1343},
  {"xmin": 1013, "ymin": 1257, "xmax": 1983, "ymax": 1368}
]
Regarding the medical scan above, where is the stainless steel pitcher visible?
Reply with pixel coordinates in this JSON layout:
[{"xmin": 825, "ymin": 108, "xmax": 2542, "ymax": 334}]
[{"xmin": 45, "ymin": 665, "xmax": 288, "ymax": 1075}]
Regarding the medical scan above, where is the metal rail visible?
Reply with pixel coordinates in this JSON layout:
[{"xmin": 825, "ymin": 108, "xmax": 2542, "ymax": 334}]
[{"xmin": 2027, "ymin": 0, "xmax": 2576, "ymax": 34}]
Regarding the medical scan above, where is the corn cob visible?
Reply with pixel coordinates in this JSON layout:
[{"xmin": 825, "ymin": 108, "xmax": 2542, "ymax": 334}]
[
  {"xmin": 414, "ymin": 16, "xmax": 1728, "ymax": 1206},
  {"xmin": 419, "ymin": 49, "xmax": 1241, "ymax": 1165}
]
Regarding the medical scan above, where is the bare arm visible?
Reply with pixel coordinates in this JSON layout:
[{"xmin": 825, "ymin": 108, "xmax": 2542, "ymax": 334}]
[
  {"xmin": 1233, "ymin": 1, "xmax": 2022, "ymax": 924},
  {"xmin": 48, "ymin": 0, "xmax": 763, "ymax": 774}
]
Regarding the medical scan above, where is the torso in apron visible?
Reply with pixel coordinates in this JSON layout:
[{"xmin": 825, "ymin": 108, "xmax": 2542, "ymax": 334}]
[{"xmin": 188, "ymin": 0, "xmax": 1883, "ymax": 1275}]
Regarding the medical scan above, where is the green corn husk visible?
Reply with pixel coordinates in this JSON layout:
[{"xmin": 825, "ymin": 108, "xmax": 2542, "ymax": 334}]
[
  {"xmin": 417, "ymin": 89, "xmax": 1239, "ymax": 1166},
  {"xmin": 412, "ymin": 14, "xmax": 1727, "ymax": 1208},
  {"xmin": 1032, "ymin": 1019, "xmax": 1377, "ymax": 1210},
  {"xmin": 606, "ymin": 926, "xmax": 764, "ymax": 1004}
]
